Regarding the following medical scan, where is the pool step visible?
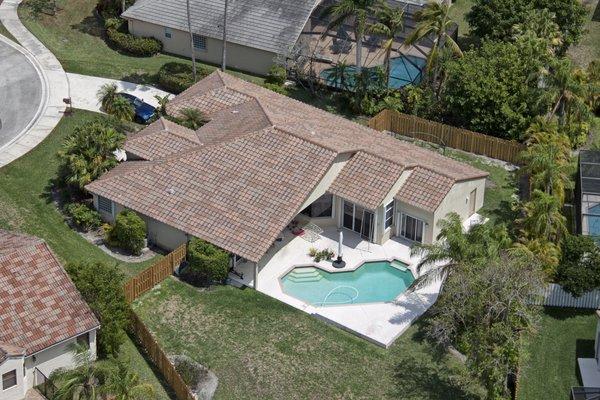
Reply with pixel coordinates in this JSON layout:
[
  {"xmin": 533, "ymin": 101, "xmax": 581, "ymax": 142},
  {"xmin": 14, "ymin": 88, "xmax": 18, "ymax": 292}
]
[
  {"xmin": 390, "ymin": 260, "xmax": 408, "ymax": 271},
  {"xmin": 287, "ymin": 267, "xmax": 323, "ymax": 283}
]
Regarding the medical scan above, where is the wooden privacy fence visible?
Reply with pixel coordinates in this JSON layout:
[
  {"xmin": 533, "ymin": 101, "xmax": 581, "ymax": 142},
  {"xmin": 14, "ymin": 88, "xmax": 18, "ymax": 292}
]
[
  {"xmin": 368, "ymin": 109, "xmax": 526, "ymax": 165},
  {"xmin": 130, "ymin": 311, "xmax": 195, "ymax": 400},
  {"xmin": 124, "ymin": 243, "xmax": 187, "ymax": 302},
  {"xmin": 530, "ymin": 283, "xmax": 600, "ymax": 309}
]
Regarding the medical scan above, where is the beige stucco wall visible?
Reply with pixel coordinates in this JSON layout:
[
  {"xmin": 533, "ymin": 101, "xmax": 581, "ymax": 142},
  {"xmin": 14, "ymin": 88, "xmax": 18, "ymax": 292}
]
[
  {"xmin": 373, "ymin": 170, "xmax": 412, "ymax": 244},
  {"xmin": 394, "ymin": 201, "xmax": 435, "ymax": 244},
  {"xmin": 128, "ymin": 19, "xmax": 277, "ymax": 76},
  {"xmin": 1, "ymin": 356, "xmax": 25, "ymax": 400},
  {"xmin": 432, "ymin": 178, "xmax": 486, "ymax": 239},
  {"xmin": 144, "ymin": 217, "xmax": 188, "ymax": 251}
]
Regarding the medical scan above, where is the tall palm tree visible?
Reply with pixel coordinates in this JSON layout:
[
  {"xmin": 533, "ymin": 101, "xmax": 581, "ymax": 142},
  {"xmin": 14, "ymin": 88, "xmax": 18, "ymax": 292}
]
[
  {"xmin": 321, "ymin": 0, "xmax": 378, "ymax": 73},
  {"xmin": 411, "ymin": 212, "xmax": 510, "ymax": 286},
  {"xmin": 179, "ymin": 107, "xmax": 207, "ymax": 130},
  {"xmin": 186, "ymin": 0, "xmax": 197, "ymax": 81},
  {"xmin": 405, "ymin": 0, "xmax": 462, "ymax": 83},
  {"xmin": 111, "ymin": 96, "xmax": 135, "ymax": 122},
  {"xmin": 546, "ymin": 58, "xmax": 590, "ymax": 124},
  {"xmin": 518, "ymin": 189, "xmax": 568, "ymax": 244},
  {"xmin": 368, "ymin": 1, "xmax": 404, "ymax": 86},
  {"xmin": 520, "ymin": 118, "xmax": 573, "ymax": 204},
  {"xmin": 103, "ymin": 361, "xmax": 156, "ymax": 400},
  {"xmin": 52, "ymin": 349, "xmax": 106, "ymax": 400},
  {"xmin": 97, "ymin": 83, "xmax": 119, "ymax": 114}
]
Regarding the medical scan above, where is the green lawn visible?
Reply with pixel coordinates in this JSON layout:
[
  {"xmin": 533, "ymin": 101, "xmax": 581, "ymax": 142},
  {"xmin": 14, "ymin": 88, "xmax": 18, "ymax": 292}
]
[
  {"xmin": 0, "ymin": 21, "xmax": 19, "ymax": 44},
  {"xmin": 0, "ymin": 109, "xmax": 157, "ymax": 277},
  {"xmin": 518, "ymin": 308, "xmax": 597, "ymax": 400},
  {"xmin": 133, "ymin": 277, "xmax": 485, "ymax": 400},
  {"xmin": 18, "ymin": 0, "xmax": 264, "ymax": 85},
  {"xmin": 568, "ymin": 0, "xmax": 600, "ymax": 67},
  {"xmin": 448, "ymin": 0, "xmax": 474, "ymax": 38}
]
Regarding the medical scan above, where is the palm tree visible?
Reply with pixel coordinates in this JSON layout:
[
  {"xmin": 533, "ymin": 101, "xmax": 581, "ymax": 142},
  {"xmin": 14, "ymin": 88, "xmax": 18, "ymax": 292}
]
[
  {"xmin": 52, "ymin": 348, "xmax": 106, "ymax": 400},
  {"xmin": 546, "ymin": 58, "xmax": 590, "ymax": 125},
  {"xmin": 410, "ymin": 212, "xmax": 510, "ymax": 286},
  {"xmin": 186, "ymin": 0, "xmax": 197, "ymax": 81},
  {"xmin": 368, "ymin": 1, "xmax": 404, "ymax": 86},
  {"xmin": 97, "ymin": 83, "xmax": 119, "ymax": 114},
  {"xmin": 321, "ymin": 0, "xmax": 378, "ymax": 73},
  {"xmin": 520, "ymin": 118, "xmax": 573, "ymax": 204},
  {"xmin": 328, "ymin": 60, "xmax": 352, "ymax": 90},
  {"xmin": 405, "ymin": 0, "xmax": 462, "ymax": 84},
  {"xmin": 154, "ymin": 94, "xmax": 170, "ymax": 116},
  {"xmin": 103, "ymin": 361, "xmax": 156, "ymax": 400},
  {"xmin": 518, "ymin": 189, "xmax": 568, "ymax": 244},
  {"xmin": 111, "ymin": 96, "xmax": 135, "ymax": 122},
  {"xmin": 179, "ymin": 108, "xmax": 207, "ymax": 130}
]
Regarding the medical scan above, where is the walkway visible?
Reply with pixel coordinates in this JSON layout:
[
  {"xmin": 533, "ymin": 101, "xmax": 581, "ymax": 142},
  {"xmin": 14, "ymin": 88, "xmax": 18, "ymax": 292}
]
[
  {"xmin": 67, "ymin": 73, "xmax": 172, "ymax": 113},
  {"xmin": 0, "ymin": 0, "xmax": 67, "ymax": 167}
]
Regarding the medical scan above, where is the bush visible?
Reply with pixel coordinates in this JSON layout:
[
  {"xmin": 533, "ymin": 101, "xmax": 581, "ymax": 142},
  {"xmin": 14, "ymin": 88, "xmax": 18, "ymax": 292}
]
[
  {"xmin": 157, "ymin": 62, "xmax": 209, "ymax": 94},
  {"xmin": 65, "ymin": 203, "xmax": 102, "ymax": 231},
  {"xmin": 555, "ymin": 234, "xmax": 600, "ymax": 296},
  {"xmin": 265, "ymin": 65, "xmax": 287, "ymax": 86},
  {"xmin": 183, "ymin": 238, "xmax": 229, "ymax": 286},
  {"xmin": 106, "ymin": 210, "xmax": 146, "ymax": 255},
  {"xmin": 107, "ymin": 27, "xmax": 162, "ymax": 56},
  {"xmin": 66, "ymin": 261, "xmax": 129, "ymax": 358},
  {"xmin": 262, "ymin": 82, "xmax": 288, "ymax": 95}
]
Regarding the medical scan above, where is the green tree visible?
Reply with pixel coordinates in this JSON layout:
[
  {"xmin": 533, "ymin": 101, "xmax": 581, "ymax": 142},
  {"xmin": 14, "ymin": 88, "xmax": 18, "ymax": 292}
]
[
  {"xmin": 58, "ymin": 121, "xmax": 126, "ymax": 193},
  {"xmin": 97, "ymin": 83, "xmax": 119, "ymax": 114},
  {"xmin": 103, "ymin": 360, "xmax": 156, "ymax": 400},
  {"xmin": 556, "ymin": 234, "xmax": 600, "ymax": 296},
  {"xmin": 66, "ymin": 261, "xmax": 129, "ymax": 358},
  {"xmin": 320, "ymin": 0, "xmax": 377, "ymax": 72},
  {"xmin": 106, "ymin": 210, "xmax": 147, "ymax": 255},
  {"xmin": 154, "ymin": 94, "xmax": 170, "ymax": 116},
  {"xmin": 519, "ymin": 190, "xmax": 568, "ymax": 243},
  {"xmin": 183, "ymin": 238, "xmax": 230, "ymax": 286},
  {"xmin": 442, "ymin": 40, "xmax": 549, "ymax": 139},
  {"xmin": 111, "ymin": 96, "xmax": 135, "ymax": 122},
  {"xmin": 327, "ymin": 60, "xmax": 352, "ymax": 91},
  {"xmin": 52, "ymin": 348, "xmax": 107, "ymax": 400},
  {"xmin": 368, "ymin": 1, "xmax": 404, "ymax": 86},
  {"xmin": 405, "ymin": 0, "xmax": 462, "ymax": 86},
  {"xmin": 512, "ymin": 9, "xmax": 564, "ymax": 55},
  {"xmin": 179, "ymin": 108, "xmax": 207, "ymax": 130}
]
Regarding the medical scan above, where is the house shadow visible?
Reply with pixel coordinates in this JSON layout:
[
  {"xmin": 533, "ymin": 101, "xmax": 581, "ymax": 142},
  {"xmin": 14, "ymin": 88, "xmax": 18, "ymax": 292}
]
[{"xmin": 320, "ymin": 228, "xmax": 364, "ymax": 249}]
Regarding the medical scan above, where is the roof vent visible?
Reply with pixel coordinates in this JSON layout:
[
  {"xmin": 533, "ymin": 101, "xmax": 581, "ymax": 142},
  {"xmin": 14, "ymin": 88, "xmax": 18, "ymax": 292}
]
[
  {"xmin": 167, "ymin": 188, "xmax": 176, "ymax": 195},
  {"xmin": 232, "ymin": 110, "xmax": 239, "ymax": 114}
]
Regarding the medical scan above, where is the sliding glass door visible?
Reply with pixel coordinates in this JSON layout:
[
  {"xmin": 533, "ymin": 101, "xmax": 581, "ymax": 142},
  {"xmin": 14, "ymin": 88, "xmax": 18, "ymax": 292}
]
[
  {"xmin": 343, "ymin": 200, "xmax": 374, "ymax": 241},
  {"xmin": 399, "ymin": 213, "xmax": 424, "ymax": 243}
]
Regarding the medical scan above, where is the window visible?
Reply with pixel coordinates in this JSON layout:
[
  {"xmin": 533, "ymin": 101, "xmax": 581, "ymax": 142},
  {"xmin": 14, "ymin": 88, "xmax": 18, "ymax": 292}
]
[
  {"xmin": 2, "ymin": 370, "xmax": 17, "ymax": 390},
  {"xmin": 97, "ymin": 196, "xmax": 113, "ymax": 214},
  {"xmin": 192, "ymin": 34, "xmax": 206, "ymax": 50},
  {"xmin": 384, "ymin": 201, "xmax": 394, "ymax": 229},
  {"xmin": 400, "ymin": 213, "xmax": 424, "ymax": 242},
  {"xmin": 77, "ymin": 332, "xmax": 90, "ymax": 349},
  {"xmin": 164, "ymin": 26, "xmax": 172, "ymax": 38},
  {"xmin": 342, "ymin": 200, "xmax": 374, "ymax": 241},
  {"xmin": 300, "ymin": 193, "xmax": 333, "ymax": 218}
]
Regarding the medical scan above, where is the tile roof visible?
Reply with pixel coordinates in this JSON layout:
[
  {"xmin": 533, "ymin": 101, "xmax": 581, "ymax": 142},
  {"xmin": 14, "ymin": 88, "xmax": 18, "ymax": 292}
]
[
  {"xmin": 0, "ymin": 230, "xmax": 100, "ymax": 356},
  {"xmin": 126, "ymin": 118, "xmax": 201, "ymax": 160},
  {"xmin": 88, "ymin": 71, "xmax": 488, "ymax": 262},
  {"xmin": 88, "ymin": 128, "xmax": 336, "ymax": 262},
  {"xmin": 329, "ymin": 152, "xmax": 405, "ymax": 210},
  {"xmin": 395, "ymin": 167, "xmax": 455, "ymax": 212},
  {"xmin": 0, "ymin": 343, "xmax": 24, "ymax": 363},
  {"xmin": 122, "ymin": 0, "xmax": 319, "ymax": 54}
]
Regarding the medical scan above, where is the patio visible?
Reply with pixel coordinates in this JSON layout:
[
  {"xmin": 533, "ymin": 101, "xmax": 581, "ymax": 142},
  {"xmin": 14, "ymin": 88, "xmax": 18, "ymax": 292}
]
[{"xmin": 229, "ymin": 225, "xmax": 443, "ymax": 348}]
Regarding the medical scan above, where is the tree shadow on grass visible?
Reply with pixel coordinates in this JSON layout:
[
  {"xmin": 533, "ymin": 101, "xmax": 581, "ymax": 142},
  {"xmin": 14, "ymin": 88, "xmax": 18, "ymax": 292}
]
[
  {"xmin": 119, "ymin": 72, "xmax": 157, "ymax": 86},
  {"xmin": 541, "ymin": 307, "xmax": 596, "ymax": 321},
  {"xmin": 70, "ymin": 14, "xmax": 104, "ymax": 38}
]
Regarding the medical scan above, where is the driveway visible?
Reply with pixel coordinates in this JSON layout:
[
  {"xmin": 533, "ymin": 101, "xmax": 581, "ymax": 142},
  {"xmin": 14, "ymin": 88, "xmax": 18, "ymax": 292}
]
[{"xmin": 0, "ymin": 39, "xmax": 43, "ymax": 149}]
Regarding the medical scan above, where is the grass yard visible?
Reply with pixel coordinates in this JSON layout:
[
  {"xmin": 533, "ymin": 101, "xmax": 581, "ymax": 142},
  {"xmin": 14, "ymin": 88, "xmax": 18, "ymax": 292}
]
[
  {"xmin": 448, "ymin": 0, "xmax": 474, "ymax": 38},
  {"xmin": 568, "ymin": 0, "xmax": 600, "ymax": 67},
  {"xmin": 0, "ymin": 109, "xmax": 156, "ymax": 277},
  {"xmin": 0, "ymin": 21, "xmax": 19, "ymax": 44},
  {"xmin": 17, "ymin": 0, "xmax": 264, "ymax": 85},
  {"xmin": 133, "ymin": 277, "xmax": 485, "ymax": 400},
  {"xmin": 518, "ymin": 308, "xmax": 597, "ymax": 400}
]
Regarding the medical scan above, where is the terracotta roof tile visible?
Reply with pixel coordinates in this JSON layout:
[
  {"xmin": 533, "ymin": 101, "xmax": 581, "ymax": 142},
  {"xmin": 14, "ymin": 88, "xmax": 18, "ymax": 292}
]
[
  {"xmin": 126, "ymin": 118, "xmax": 201, "ymax": 160},
  {"xmin": 395, "ymin": 167, "xmax": 455, "ymax": 212},
  {"xmin": 0, "ymin": 231, "xmax": 100, "ymax": 356}
]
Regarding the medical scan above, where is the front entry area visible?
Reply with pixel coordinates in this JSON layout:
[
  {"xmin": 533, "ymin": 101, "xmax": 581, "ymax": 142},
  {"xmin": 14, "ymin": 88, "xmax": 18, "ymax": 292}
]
[{"xmin": 343, "ymin": 200, "xmax": 374, "ymax": 241}]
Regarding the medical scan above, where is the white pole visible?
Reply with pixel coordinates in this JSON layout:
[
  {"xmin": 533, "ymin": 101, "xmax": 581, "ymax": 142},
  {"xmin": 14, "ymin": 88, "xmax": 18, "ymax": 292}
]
[{"xmin": 338, "ymin": 230, "xmax": 343, "ymax": 259}]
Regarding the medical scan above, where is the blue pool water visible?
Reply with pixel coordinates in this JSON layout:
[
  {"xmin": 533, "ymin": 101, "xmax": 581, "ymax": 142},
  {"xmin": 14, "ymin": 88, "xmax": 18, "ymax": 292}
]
[
  {"xmin": 319, "ymin": 55, "xmax": 426, "ymax": 90},
  {"xmin": 280, "ymin": 261, "xmax": 415, "ymax": 307}
]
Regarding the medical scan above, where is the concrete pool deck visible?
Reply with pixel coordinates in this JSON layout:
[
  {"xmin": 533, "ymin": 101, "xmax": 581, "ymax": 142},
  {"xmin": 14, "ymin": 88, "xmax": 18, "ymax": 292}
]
[{"xmin": 229, "ymin": 225, "xmax": 448, "ymax": 348}]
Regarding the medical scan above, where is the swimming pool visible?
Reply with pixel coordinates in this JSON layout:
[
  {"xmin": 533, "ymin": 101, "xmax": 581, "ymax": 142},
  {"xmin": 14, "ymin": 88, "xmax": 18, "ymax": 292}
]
[
  {"xmin": 280, "ymin": 261, "xmax": 415, "ymax": 307},
  {"xmin": 319, "ymin": 55, "xmax": 426, "ymax": 90}
]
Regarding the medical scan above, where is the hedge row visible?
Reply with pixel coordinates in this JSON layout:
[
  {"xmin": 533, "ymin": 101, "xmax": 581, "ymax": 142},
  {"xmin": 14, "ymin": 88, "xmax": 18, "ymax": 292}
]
[
  {"xmin": 106, "ymin": 25, "xmax": 162, "ymax": 57},
  {"xmin": 157, "ymin": 62, "xmax": 210, "ymax": 94}
]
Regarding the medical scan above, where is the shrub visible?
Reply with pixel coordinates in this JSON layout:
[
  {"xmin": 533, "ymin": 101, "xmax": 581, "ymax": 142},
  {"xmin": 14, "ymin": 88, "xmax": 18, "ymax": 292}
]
[
  {"xmin": 107, "ymin": 28, "xmax": 162, "ymax": 56},
  {"xmin": 265, "ymin": 65, "xmax": 287, "ymax": 86},
  {"xmin": 65, "ymin": 203, "xmax": 102, "ymax": 231},
  {"xmin": 183, "ymin": 238, "xmax": 229, "ymax": 286},
  {"xmin": 157, "ymin": 62, "xmax": 209, "ymax": 94},
  {"xmin": 66, "ymin": 261, "xmax": 129, "ymax": 358},
  {"xmin": 106, "ymin": 210, "xmax": 146, "ymax": 255},
  {"xmin": 262, "ymin": 82, "xmax": 288, "ymax": 95},
  {"xmin": 312, "ymin": 248, "xmax": 335, "ymax": 262},
  {"xmin": 25, "ymin": 0, "xmax": 54, "ymax": 18},
  {"xmin": 556, "ymin": 234, "xmax": 600, "ymax": 296}
]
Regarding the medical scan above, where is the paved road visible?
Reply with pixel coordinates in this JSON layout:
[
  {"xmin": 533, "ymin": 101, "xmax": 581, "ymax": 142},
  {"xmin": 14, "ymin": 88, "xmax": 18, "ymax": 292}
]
[{"xmin": 0, "ymin": 39, "xmax": 43, "ymax": 149}]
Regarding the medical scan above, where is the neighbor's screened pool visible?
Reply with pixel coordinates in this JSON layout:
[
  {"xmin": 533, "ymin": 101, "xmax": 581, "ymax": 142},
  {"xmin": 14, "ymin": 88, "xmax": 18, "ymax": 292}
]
[{"xmin": 280, "ymin": 261, "xmax": 414, "ymax": 307}]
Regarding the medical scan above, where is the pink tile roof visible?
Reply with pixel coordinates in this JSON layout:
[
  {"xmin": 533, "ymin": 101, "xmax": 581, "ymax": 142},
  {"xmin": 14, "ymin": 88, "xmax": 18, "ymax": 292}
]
[
  {"xmin": 126, "ymin": 118, "xmax": 201, "ymax": 160},
  {"xmin": 395, "ymin": 167, "xmax": 455, "ymax": 212},
  {"xmin": 0, "ymin": 231, "xmax": 99, "ymax": 356}
]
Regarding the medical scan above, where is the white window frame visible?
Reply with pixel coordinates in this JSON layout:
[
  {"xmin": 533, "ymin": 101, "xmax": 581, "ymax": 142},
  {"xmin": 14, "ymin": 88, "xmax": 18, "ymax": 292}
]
[
  {"xmin": 2, "ymin": 370, "xmax": 17, "ymax": 390},
  {"xmin": 398, "ymin": 212, "xmax": 425, "ymax": 243},
  {"xmin": 192, "ymin": 34, "xmax": 207, "ymax": 50},
  {"xmin": 384, "ymin": 201, "xmax": 394, "ymax": 230},
  {"xmin": 164, "ymin": 26, "xmax": 172, "ymax": 39},
  {"xmin": 97, "ymin": 195, "xmax": 114, "ymax": 215}
]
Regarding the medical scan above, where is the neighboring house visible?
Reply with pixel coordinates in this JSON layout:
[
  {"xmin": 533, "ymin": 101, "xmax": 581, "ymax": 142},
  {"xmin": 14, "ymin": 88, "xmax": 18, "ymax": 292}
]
[
  {"xmin": 574, "ymin": 310, "xmax": 600, "ymax": 398},
  {"xmin": 86, "ymin": 70, "xmax": 488, "ymax": 286},
  {"xmin": 121, "ymin": 0, "xmax": 320, "ymax": 75},
  {"xmin": 0, "ymin": 230, "xmax": 99, "ymax": 400},
  {"xmin": 577, "ymin": 150, "xmax": 600, "ymax": 238}
]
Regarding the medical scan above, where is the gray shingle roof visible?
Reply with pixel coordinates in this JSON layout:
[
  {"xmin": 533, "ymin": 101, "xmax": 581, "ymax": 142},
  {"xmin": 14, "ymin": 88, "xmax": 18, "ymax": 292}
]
[{"xmin": 122, "ymin": 0, "xmax": 320, "ymax": 54}]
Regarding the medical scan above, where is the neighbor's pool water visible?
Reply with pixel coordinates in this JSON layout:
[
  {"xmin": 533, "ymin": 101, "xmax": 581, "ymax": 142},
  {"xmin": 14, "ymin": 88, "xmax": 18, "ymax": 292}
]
[{"xmin": 280, "ymin": 261, "xmax": 415, "ymax": 307}]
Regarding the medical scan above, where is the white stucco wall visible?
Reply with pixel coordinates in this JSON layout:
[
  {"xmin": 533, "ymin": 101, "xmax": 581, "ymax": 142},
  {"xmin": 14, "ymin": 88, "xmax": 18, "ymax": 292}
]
[
  {"xmin": 1, "ymin": 356, "xmax": 25, "ymax": 400},
  {"xmin": 373, "ymin": 170, "xmax": 412, "ymax": 244},
  {"xmin": 144, "ymin": 217, "xmax": 188, "ymax": 251},
  {"xmin": 127, "ymin": 19, "xmax": 277, "ymax": 75}
]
